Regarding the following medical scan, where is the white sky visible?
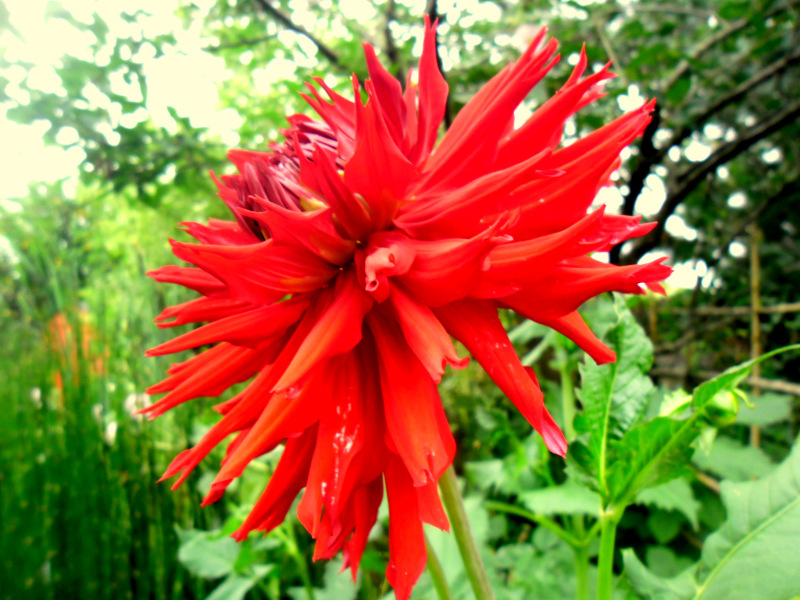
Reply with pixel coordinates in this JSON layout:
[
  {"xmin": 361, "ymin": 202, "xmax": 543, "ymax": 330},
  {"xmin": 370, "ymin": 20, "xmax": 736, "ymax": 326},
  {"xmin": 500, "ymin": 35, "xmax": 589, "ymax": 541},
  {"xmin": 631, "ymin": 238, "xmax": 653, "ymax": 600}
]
[{"xmin": 0, "ymin": 0, "xmax": 731, "ymax": 290}]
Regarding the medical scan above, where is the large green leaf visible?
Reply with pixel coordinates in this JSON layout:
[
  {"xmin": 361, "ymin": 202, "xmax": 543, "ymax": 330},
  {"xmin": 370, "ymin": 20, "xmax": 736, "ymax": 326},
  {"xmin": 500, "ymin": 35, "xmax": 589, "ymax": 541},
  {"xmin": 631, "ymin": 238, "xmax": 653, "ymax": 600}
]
[
  {"xmin": 623, "ymin": 549, "xmax": 697, "ymax": 600},
  {"xmin": 520, "ymin": 482, "xmax": 601, "ymax": 517},
  {"xmin": 636, "ymin": 477, "xmax": 700, "ymax": 530},
  {"xmin": 735, "ymin": 392, "xmax": 793, "ymax": 427},
  {"xmin": 692, "ymin": 436, "xmax": 775, "ymax": 482},
  {"xmin": 624, "ymin": 441, "xmax": 800, "ymax": 600},
  {"xmin": 570, "ymin": 296, "xmax": 655, "ymax": 496},
  {"xmin": 693, "ymin": 440, "xmax": 800, "ymax": 600},
  {"xmin": 176, "ymin": 527, "xmax": 240, "ymax": 579}
]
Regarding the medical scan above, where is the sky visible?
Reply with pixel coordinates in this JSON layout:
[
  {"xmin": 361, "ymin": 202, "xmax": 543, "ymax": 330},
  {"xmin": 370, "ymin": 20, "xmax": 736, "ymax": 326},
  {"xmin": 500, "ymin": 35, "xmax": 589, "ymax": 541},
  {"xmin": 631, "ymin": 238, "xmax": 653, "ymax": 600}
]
[{"xmin": 0, "ymin": 0, "xmax": 719, "ymax": 289}]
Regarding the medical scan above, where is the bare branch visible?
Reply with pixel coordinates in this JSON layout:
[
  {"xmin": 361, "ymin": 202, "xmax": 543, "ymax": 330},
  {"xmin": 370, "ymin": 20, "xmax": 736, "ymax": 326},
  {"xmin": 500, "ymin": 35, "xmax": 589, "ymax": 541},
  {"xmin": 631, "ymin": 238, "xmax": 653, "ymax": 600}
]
[
  {"xmin": 623, "ymin": 98, "xmax": 800, "ymax": 264},
  {"xmin": 251, "ymin": 0, "xmax": 345, "ymax": 71}
]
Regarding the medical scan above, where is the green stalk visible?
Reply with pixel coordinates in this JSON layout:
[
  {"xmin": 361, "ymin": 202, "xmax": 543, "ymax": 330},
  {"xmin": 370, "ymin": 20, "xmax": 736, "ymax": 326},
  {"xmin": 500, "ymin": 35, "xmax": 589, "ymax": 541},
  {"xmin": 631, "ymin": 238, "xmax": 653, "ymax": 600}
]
[
  {"xmin": 279, "ymin": 522, "xmax": 315, "ymax": 600},
  {"xmin": 571, "ymin": 516, "xmax": 589, "ymax": 600},
  {"xmin": 596, "ymin": 509, "xmax": 621, "ymax": 600},
  {"xmin": 425, "ymin": 534, "xmax": 454, "ymax": 600},
  {"xmin": 438, "ymin": 465, "xmax": 495, "ymax": 600}
]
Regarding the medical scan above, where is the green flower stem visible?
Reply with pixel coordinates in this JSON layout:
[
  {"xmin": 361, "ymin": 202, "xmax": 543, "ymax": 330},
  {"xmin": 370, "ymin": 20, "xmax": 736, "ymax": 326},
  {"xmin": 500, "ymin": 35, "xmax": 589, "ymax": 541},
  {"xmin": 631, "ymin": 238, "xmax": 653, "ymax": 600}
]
[
  {"xmin": 571, "ymin": 516, "xmax": 590, "ymax": 600},
  {"xmin": 425, "ymin": 534, "xmax": 454, "ymax": 600},
  {"xmin": 596, "ymin": 508, "xmax": 622, "ymax": 600},
  {"xmin": 439, "ymin": 465, "xmax": 496, "ymax": 600},
  {"xmin": 574, "ymin": 543, "xmax": 590, "ymax": 600},
  {"xmin": 278, "ymin": 521, "xmax": 315, "ymax": 600}
]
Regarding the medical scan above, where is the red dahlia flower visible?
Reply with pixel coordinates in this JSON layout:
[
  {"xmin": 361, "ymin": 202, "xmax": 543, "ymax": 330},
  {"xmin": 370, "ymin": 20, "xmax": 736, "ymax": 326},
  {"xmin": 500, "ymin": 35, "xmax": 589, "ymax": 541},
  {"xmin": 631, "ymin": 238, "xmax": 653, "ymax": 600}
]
[{"xmin": 146, "ymin": 19, "xmax": 669, "ymax": 599}]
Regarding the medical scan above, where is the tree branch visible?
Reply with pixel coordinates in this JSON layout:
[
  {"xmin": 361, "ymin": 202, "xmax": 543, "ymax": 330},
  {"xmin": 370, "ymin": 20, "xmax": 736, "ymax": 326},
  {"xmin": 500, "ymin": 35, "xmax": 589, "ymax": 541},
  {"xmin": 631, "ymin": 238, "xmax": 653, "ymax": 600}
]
[
  {"xmin": 666, "ymin": 48, "xmax": 800, "ymax": 161},
  {"xmin": 251, "ymin": 0, "xmax": 345, "ymax": 71},
  {"xmin": 384, "ymin": 0, "xmax": 405, "ymax": 82},
  {"xmin": 623, "ymin": 98, "xmax": 800, "ymax": 264},
  {"xmin": 613, "ymin": 48, "xmax": 800, "ymax": 263},
  {"xmin": 661, "ymin": 0, "xmax": 799, "ymax": 93}
]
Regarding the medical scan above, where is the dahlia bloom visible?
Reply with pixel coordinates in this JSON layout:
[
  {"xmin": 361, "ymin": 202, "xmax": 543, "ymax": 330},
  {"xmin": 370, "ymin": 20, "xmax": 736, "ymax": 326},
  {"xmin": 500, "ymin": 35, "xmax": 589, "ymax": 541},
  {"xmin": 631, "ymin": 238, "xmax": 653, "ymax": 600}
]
[{"xmin": 146, "ymin": 19, "xmax": 669, "ymax": 599}]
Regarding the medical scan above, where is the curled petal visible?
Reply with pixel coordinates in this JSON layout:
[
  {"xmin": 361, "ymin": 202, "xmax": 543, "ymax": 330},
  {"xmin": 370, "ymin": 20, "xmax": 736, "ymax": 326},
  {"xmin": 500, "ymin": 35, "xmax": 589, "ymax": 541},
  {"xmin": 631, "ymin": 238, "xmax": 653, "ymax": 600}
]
[
  {"xmin": 398, "ymin": 226, "xmax": 505, "ymax": 306},
  {"xmin": 389, "ymin": 285, "xmax": 468, "ymax": 382}
]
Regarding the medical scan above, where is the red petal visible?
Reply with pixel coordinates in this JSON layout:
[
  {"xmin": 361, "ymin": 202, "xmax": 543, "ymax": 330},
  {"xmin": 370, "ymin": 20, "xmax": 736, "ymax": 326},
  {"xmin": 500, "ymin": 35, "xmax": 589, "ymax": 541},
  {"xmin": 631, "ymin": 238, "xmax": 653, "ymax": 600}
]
[
  {"xmin": 154, "ymin": 297, "xmax": 251, "ymax": 329},
  {"xmin": 242, "ymin": 201, "xmax": 355, "ymax": 265},
  {"xmin": 363, "ymin": 42, "xmax": 407, "ymax": 149},
  {"xmin": 232, "ymin": 426, "xmax": 317, "ymax": 539},
  {"xmin": 273, "ymin": 270, "xmax": 373, "ymax": 390},
  {"xmin": 538, "ymin": 310, "xmax": 616, "ymax": 365},
  {"xmin": 296, "ymin": 353, "xmax": 367, "ymax": 535},
  {"xmin": 345, "ymin": 79, "xmax": 417, "ymax": 229},
  {"xmin": 495, "ymin": 48, "xmax": 616, "ymax": 168},
  {"xmin": 434, "ymin": 299, "xmax": 567, "ymax": 457},
  {"xmin": 389, "ymin": 285, "xmax": 468, "ymax": 382},
  {"xmin": 342, "ymin": 478, "xmax": 384, "ymax": 580},
  {"xmin": 147, "ymin": 265, "xmax": 225, "ymax": 296},
  {"xmin": 171, "ymin": 240, "xmax": 338, "ymax": 304},
  {"xmin": 408, "ymin": 16, "xmax": 448, "ymax": 165},
  {"xmin": 368, "ymin": 312, "xmax": 455, "ymax": 485},
  {"xmin": 398, "ymin": 226, "xmax": 503, "ymax": 306},
  {"xmin": 146, "ymin": 296, "xmax": 310, "ymax": 357},
  {"xmin": 416, "ymin": 32, "xmax": 558, "ymax": 193},
  {"xmin": 415, "ymin": 476, "xmax": 449, "ymax": 531},
  {"xmin": 144, "ymin": 343, "xmax": 274, "ymax": 418},
  {"xmin": 385, "ymin": 457, "xmax": 427, "ymax": 600}
]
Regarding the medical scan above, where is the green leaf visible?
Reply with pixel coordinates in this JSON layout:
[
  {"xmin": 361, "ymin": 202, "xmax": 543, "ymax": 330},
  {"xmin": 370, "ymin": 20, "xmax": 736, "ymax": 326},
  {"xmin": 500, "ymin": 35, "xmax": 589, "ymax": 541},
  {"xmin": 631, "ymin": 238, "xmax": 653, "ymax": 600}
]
[
  {"xmin": 176, "ymin": 527, "xmax": 240, "ymax": 579},
  {"xmin": 206, "ymin": 574, "xmax": 260, "ymax": 600},
  {"xmin": 692, "ymin": 436, "xmax": 775, "ymax": 482},
  {"xmin": 571, "ymin": 296, "xmax": 655, "ymax": 495},
  {"xmin": 520, "ymin": 482, "xmax": 601, "ymax": 517},
  {"xmin": 623, "ymin": 549, "xmax": 696, "ymax": 600},
  {"xmin": 692, "ymin": 441, "xmax": 800, "ymax": 600},
  {"xmin": 607, "ymin": 345, "xmax": 800, "ymax": 505},
  {"xmin": 606, "ymin": 417, "xmax": 697, "ymax": 503},
  {"xmin": 637, "ymin": 478, "xmax": 700, "ymax": 530},
  {"xmin": 735, "ymin": 392, "xmax": 793, "ymax": 426},
  {"xmin": 691, "ymin": 345, "xmax": 800, "ymax": 413}
]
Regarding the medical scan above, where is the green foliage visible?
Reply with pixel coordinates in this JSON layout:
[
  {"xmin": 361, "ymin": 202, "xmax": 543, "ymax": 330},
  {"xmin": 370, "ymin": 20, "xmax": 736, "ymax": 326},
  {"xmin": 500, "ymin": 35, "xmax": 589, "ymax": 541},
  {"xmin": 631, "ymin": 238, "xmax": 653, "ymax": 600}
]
[
  {"xmin": 626, "ymin": 440, "xmax": 800, "ymax": 600},
  {"xmin": 636, "ymin": 478, "xmax": 700, "ymax": 531},
  {"xmin": 3, "ymin": 1, "xmax": 800, "ymax": 598},
  {"xmin": 571, "ymin": 295, "xmax": 656, "ymax": 498}
]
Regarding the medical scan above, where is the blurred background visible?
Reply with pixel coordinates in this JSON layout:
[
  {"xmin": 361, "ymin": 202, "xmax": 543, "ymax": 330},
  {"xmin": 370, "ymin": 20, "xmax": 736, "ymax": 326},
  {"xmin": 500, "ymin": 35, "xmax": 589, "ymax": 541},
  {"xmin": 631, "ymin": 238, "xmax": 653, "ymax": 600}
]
[{"xmin": 1, "ymin": 0, "xmax": 798, "ymax": 599}]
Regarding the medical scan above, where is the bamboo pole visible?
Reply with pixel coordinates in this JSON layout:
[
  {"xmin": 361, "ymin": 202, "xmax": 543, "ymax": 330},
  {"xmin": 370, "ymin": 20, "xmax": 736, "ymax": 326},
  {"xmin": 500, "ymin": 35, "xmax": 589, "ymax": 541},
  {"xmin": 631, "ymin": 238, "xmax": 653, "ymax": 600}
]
[{"xmin": 749, "ymin": 224, "xmax": 762, "ymax": 447}]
